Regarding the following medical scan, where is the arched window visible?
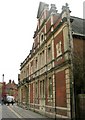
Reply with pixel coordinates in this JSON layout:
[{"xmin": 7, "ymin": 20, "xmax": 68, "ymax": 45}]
[{"xmin": 40, "ymin": 32, "xmax": 44, "ymax": 45}]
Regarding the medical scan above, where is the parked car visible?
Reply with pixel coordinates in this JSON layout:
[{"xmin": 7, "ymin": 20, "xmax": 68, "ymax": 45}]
[{"xmin": 3, "ymin": 95, "xmax": 15, "ymax": 105}]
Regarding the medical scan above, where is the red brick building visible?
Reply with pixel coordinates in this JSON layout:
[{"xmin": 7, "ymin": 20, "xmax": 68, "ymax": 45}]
[
  {"xmin": 18, "ymin": 2, "xmax": 85, "ymax": 119},
  {"xmin": 0, "ymin": 82, "xmax": 6, "ymax": 101},
  {"xmin": 6, "ymin": 80, "xmax": 18, "ymax": 101},
  {"xmin": 0, "ymin": 82, "xmax": 2, "ymax": 101},
  {"xmin": 0, "ymin": 82, "xmax": 4, "ymax": 102},
  {"xmin": 0, "ymin": 80, "xmax": 18, "ymax": 102}
]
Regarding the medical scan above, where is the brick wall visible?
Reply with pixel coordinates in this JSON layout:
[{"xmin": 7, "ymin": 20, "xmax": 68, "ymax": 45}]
[{"xmin": 55, "ymin": 70, "xmax": 67, "ymax": 107}]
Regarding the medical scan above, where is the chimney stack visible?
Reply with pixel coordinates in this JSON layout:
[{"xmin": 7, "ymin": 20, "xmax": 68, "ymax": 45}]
[
  {"xmin": 50, "ymin": 4, "xmax": 57, "ymax": 14},
  {"xmin": 12, "ymin": 80, "xmax": 15, "ymax": 84},
  {"xmin": 9, "ymin": 79, "xmax": 11, "ymax": 83},
  {"xmin": 62, "ymin": 3, "xmax": 71, "ymax": 19},
  {"xmin": 62, "ymin": 3, "xmax": 69, "ymax": 11}
]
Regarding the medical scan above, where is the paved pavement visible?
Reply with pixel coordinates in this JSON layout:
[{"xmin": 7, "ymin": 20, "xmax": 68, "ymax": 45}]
[
  {"xmin": 8, "ymin": 104, "xmax": 47, "ymax": 118},
  {"xmin": 2, "ymin": 104, "xmax": 19, "ymax": 118},
  {"xmin": 0, "ymin": 103, "xmax": 2, "ymax": 120}
]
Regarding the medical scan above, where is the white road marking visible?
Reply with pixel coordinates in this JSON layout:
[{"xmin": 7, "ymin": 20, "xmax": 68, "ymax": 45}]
[{"xmin": 7, "ymin": 106, "xmax": 22, "ymax": 118}]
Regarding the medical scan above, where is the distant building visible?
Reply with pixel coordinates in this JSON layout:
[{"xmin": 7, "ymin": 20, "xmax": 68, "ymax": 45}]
[
  {"xmin": 0, "ymin": 82, "xmax": 3, "ymax": 102},
  {"xmin": 6, "ymin": 80, "xmax": 18, "ymax": 101},
  {"xmin": 0, "ymin": 82, "xmax": 6, "ymax": 102},
  {"xmin": 18, "ymin": 2, "xmax": 85, "ymax": 119},
  {"xmin": 0, "ymin": 80, "xmax": 18, "ymax": 102}
]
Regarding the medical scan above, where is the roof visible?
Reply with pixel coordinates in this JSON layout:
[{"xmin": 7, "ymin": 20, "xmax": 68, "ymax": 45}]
[
  {"xmin": 71, "ymin": 16, "xmax": 85, "ymax": 35},
  {"xmin": 37, "ymin": 2, "xmax": 85, "ymax": 35},
  {"xmin": 37, "ymin": 2, "xmax": 49, "ymax": 18}
]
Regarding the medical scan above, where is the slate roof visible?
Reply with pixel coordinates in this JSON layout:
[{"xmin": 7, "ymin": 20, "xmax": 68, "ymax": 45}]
[{"xmin": 71, "ymin": 16, "xmax": 85, "ymax": 35}]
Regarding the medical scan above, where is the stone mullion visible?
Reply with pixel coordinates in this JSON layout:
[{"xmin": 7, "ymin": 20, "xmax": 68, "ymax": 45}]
[
  {"xmin": 44, "ymin": 24, "xmax": 46, "ymax": 40},
  {"xmin": 29, "ymin": 83, "xmax": 30, "ymax": 107},
  {"xmin": 27, "ymin": 84, "xmax": 29, "ymax": 106},
  {"xmin": 51, "ymin": 36, "xmax": 55, "ymax": 68},
  {"xmin": 33, "ymin": 82, "xmax": 35, "ymax": 103},
  {"xmin": 37, "ymin": 53, "xmax": 39, "ymax": 71},
  {"xmin": 52, "ymin": 72, "xmax": 55, "ymax": 107},
  {"xmin": 45, "ymin": 44, "xmax": 47, "ymax": 66},
  {"xmin": 45, "ymin": 74, "xmax": 48, "ymax": 105},
  {"xmin": 65, "ymin": 68, "xmax": 71, "ymax": 118},
  {"xmin": 37, "ymin": 79, "xmax": 39, "ymax": 104},
  {"xmin": 25, "ymin": 85, "xmax": 28, "ymax": 105}
]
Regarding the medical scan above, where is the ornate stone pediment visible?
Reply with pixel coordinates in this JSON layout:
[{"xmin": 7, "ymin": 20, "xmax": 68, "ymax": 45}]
[{"xmin": 37, "ymin": 2, "xmax": 49, "ymax": 19}]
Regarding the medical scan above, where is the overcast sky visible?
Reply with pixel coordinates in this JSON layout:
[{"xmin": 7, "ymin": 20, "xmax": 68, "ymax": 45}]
[{"xmin": 0, "ymin": 0, "xmax": 84, "ymax": 84}]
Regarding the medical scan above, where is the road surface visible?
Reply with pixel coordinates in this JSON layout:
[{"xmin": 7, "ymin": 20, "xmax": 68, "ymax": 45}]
[{"xmin": 0, "ymin": 103, "xmax": 50, "ymax": 120}]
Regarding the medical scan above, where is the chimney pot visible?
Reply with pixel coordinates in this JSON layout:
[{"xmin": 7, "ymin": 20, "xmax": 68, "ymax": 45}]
[
  {"xmin": 50, "ymin": 4, "xmax": 57, "ymax": 14},
  {"xmin": 9, "ymin": 80, "xmax": 11, "ymax": 83}
]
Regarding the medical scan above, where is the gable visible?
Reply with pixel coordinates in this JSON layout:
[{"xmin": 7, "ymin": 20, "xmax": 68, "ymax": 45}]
[{"xmin": 37, "ymin": 2, "xmax": 49, "ymax": 18}]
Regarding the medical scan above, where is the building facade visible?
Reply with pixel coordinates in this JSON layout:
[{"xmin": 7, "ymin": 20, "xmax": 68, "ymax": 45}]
[
  {"xmin": 0, "ymin": 82, "xmax": 6, "ymax": 102},
  {"xmin": 6, "ymin": 80, "xmax": 18, "ymax": 101},
  {"xmin": 0, "ymin": 82, "xmax": 3, "ymax": 102},
  {"xmin": 0, "ymin": 80, "xmax": 18, "ymax": 102},
  {"xmin": 18, "ymin": 2, "xmax": 85, "ymax": 119}
]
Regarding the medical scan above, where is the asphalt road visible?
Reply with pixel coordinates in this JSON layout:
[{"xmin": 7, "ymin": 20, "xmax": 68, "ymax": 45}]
[
  {"xmin": 1, "ymin": 104, "xmax": 21, "ymax": 119},
  {"xmin": 0, "ymin": 103, "xmax": 49, "ymax": 120}
]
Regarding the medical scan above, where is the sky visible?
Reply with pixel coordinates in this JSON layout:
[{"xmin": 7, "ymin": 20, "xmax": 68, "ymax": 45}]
[{"xmin": 0, "ymin": 0, "xmax": 84, "ymax": 84}]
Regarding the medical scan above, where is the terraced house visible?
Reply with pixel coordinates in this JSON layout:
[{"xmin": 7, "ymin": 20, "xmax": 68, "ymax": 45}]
[{"xmin": 18, "ymin": 2, "xmax": 85, "ymax": 119}]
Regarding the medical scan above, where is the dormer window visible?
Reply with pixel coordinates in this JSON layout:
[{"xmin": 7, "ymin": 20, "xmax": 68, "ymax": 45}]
[{"xmin": 40, "ymin": 33, "xmax": 44, "ymax": 45}]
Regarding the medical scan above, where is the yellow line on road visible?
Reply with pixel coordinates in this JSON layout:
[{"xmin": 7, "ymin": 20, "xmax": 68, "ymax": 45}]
[{"xmin": 7, "ymin": 106, "xmax": 22, "ymax": 118}]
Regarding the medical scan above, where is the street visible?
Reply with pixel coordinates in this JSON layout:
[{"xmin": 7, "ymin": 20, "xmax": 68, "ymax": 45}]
[{"xmin": 0, "ymin": 103, "xmax": 50, "ymax": 120}]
